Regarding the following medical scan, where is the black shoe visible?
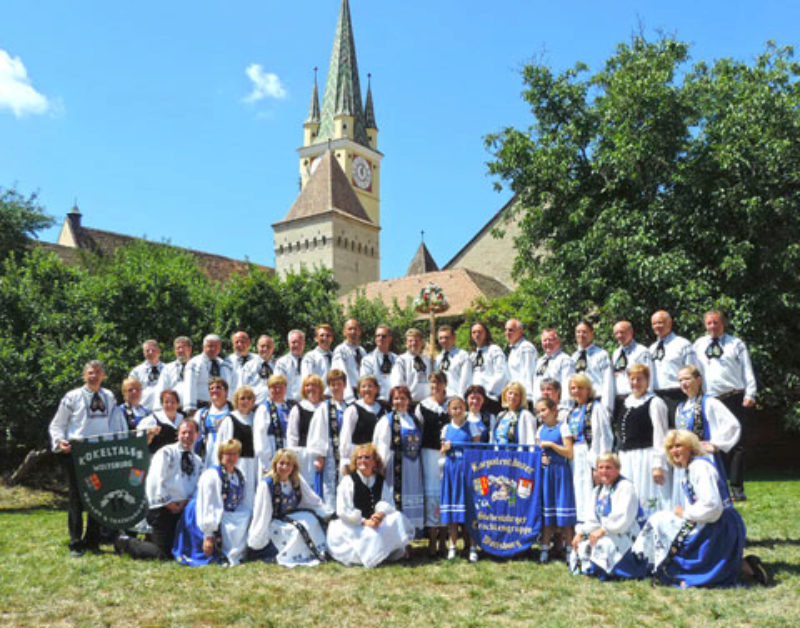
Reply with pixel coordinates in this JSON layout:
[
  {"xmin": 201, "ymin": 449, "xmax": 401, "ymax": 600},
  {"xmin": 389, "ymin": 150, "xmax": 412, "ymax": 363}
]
[
  {"xmin": 731, "ymin": 487, "xmax": 747, "ymax": 502},
  {"xmin": 113, "ymin": 535, "xmax": 130, "ymax": 556},
  {"xmin": 70, "ymin": 547, "xmax": 85, "ymax": 558},
  {"xmin": 745, "ymin": 555, "xmax": 771, "ymax": 586}
]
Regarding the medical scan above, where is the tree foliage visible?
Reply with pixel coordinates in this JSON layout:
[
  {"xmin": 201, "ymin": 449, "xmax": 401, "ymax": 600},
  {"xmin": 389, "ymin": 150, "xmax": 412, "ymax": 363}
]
[
  {"xmin": 0, "ymin": 232, "xmax": 419, "ymax": 454},
  {"xmin": 0, "ymin": 188, "xmax": 54, "ymax": 261},
  {"xmin": 485, "ymin": 38, "xmax": 800, "ymax": 426}
]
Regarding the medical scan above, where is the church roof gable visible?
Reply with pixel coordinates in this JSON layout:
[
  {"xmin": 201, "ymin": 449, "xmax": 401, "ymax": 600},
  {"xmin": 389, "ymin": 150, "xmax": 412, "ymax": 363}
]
[
  {"xmin": 406, "ymin": 241, "xmax": 439, "ymax": 275},
  {"xmin": 277, "ymin": 151, "xmax": 372, "ymax": 225}
]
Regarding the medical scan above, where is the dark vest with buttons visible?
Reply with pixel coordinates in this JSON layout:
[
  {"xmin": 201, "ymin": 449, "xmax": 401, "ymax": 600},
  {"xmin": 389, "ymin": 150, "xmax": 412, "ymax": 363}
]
[
  {"xmin": 231, "ymin": 417, "xmax": 254, "ymax": 458},
  {"xmin": 352, "ymin": 472, "xmax": 384, "ymax": 519},
  {"xmin": 297, "ymin": 406, "xmax": 315, "ymax": 447},
  {"xmin": 614, "ymin": 398, "xmax": 654, "ymax": 451},
  {"xmin": 352, "ymin": 404, "xmax": 382, "ymax": 445},
  {"xmin": 418, "ymin": 403, "xmax": 447, "ymax": 449}
]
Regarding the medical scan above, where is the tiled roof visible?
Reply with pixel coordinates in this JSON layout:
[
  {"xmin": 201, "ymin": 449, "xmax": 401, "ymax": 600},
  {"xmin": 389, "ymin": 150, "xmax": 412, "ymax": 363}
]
[
  {"xmin": 52, "ymin": 221, "xmax": 271, "ymax": 283},
  {"xmin": 275, "ymin": 150, "xmax": 373, "ymax": 225},
  {"xmin": 406, "ymin": 241, "xmax": 439, "ymax": 275},
  {"xmin": 316, "ymin": 0, "xmax": 370, "ymax": 147},
  {"xmin": 339, "ymin": 268, "xmax": 509, "ymax": 318}
]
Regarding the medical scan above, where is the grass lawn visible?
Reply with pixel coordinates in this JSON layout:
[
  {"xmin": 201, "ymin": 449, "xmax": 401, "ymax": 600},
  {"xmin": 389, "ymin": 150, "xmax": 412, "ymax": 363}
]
[{"xmin": 1, "ymin": 476, "xmax": 798, "ymax": 628}]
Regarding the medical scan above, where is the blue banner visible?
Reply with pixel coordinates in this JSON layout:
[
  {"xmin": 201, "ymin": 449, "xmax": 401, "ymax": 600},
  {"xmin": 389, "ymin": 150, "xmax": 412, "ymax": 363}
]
[{"xmin": 463, "ymin": 445, "xmax": 543, "ymax": 557}]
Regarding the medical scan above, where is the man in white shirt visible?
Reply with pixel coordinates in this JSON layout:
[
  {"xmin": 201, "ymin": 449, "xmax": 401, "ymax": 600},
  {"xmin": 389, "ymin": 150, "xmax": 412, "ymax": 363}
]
[
  {"xmin": 274, "ymin": 329, "xmax": 306, "ymax": 402},
  {"xmin": 332, "ymin": 319, "xmax": 366, "ymax": 402},
  {"xmin": 228, "ymin": 331, "xmax": 257, "ymax": 393},
  {"xmin": 611, "ymin": 321, "xmax": 653, "ymax": 417},
  {"xmin": 503, "ymin": 319, "xmax": 538, "ymax": 407},
  {"xmin": 435, "ymin": 324, "xmax": 470, "ymax": 399},
  {"xmin": 570, "ymin": 321, "xmax": 614, "ymax": 415},
  {"xmin": 154, "ymin": 336, "xmax": 192, "ymax": 410},
  {"xmin": 302, "ymin": 324, "xmax": 335, "ymax": 393},
  {"xmin": 533, "ymin": 328, "xmax": 573, "ymax": 408},
  {"xmin": 115, "ymin": 418, "xmax": 203, "ymax": 559},
  {"xmin": 693, "ymin": 310, "xmax": 756, "ymax": 501},
  {"xmin": 360, "ymin": 324, "xmax": 396, "ymax": 408},
  {"xmin": 49, "ymin": 360, "xmax": 122, "ymax": 556},
  {"xmin": 128, "ymin": 339, "xmax": 164, "ymax": 411},
  {"xmin": 183, "ymin": 334, "xmax": 233, "ymax": 414},
  {"xmin": 649, "ymin": 310, "xmax": 699, "ymax": 427},
  {"xmin": 242, "ymin": 334, "xmax": 276, "ymax": 404}
]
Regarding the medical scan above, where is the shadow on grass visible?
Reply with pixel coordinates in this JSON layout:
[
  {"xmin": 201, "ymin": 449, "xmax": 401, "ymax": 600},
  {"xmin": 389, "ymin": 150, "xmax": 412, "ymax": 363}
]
[
  {"xmin": 746, "ymin": 537, "xmax": 800, "ymax": 548},
  {"xmin": 769, "ymin": 560, "xmax": 800, "ymax": 578}
]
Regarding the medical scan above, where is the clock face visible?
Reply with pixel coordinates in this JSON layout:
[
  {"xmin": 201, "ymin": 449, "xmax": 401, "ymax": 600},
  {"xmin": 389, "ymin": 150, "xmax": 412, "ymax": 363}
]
[
  {"xmin": 352, "ymin": 155, "xmax": 372, "ymax": 190},
  {"xmin": 310, "ymin": 157, "xmax": 321, "ymax": 176}
]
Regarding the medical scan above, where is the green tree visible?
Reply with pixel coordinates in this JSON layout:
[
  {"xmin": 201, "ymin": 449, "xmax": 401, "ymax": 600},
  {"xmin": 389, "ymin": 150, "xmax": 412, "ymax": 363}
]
[
  {"xmin": 0, "ymin": 188, "xmax": 54, "ymax": 261},
  {"xmin": 485, "ymin": 38, "xmax": 800, "ymax": 426},
  {"xmin": 0, "ymin": 249, "xmax": 116, "ymax": 455}
]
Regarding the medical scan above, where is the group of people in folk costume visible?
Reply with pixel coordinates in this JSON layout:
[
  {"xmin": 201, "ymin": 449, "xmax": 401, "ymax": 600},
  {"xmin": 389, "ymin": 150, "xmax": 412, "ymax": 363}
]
[{"xmin": 48, "ymin": 310, "xmax": 769, "ymax": 585}]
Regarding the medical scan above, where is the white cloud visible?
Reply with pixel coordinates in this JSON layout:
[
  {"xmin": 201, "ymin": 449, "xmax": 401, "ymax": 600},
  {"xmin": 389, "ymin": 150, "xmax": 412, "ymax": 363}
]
[
  {"xmin": 243, "ymin": 63, "xmax": 287, "ymax": 103},
  {"xmin": 0, "ymin": 49, "xmax": 50, "ymax": 117}
]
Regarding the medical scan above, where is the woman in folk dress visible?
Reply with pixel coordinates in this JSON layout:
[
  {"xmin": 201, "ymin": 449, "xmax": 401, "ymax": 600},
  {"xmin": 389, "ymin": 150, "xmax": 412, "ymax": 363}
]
[
  {"xmin": 247, "ymin": 448, "xmax": 332, "ymax": 567},
  {"xmin": 326, "ymin": 443, "xmax": 414, "ymax": 568}
]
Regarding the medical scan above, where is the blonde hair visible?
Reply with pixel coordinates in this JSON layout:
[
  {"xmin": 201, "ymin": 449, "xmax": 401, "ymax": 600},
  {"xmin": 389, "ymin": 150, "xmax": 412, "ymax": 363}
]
[
  {"xmin": 268, "ymin": 449, "xmax": 301, "ymax": 486},
  {"xmin": 501, "ymin": 381, "xmax": 527, "ymax": 409},
  {"xmin": 664, "ymin": 429, "xmax": 706, "ymax": 466},
  {"xmin": 267, "ymin": 374, "xmax": 287, "ymax": 388},
  {"xmin": 595, "ymin": 451, "xmax": 621, "ymax": 468},
  {"xmin": 349, "ymin": 443, "xmax": 384, "ymax": 476},
  {"xmin": 121, "ymin": 377, "xmax": 141, "ymax": 400},
  {"xmin": 233, "ymin": 385, "xmax": 256, "ymax": 408},
  {"xmin": 217, "ymin": 438, "xmax": 242, "ymax": 462},
  {"xmin": 568, "ymin": 373, "xmax": 595, "ymax": 399},
  {"xmin": 300, "ymin": 374, "xmax": 325, "ymax": 400},
  {"xmin": 627, "ymin": 363, "xmax": 651, "ymax": 380}
]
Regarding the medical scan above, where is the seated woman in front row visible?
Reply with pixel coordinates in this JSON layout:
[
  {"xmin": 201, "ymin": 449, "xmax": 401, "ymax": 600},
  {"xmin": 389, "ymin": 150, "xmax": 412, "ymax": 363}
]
[
  {"xmin": 570, "ymin": 452, "xmax": 643, "ymax": 580},
  {"xmin": 632, "ymin": 430, "xmax": 769, "ymax": 587},
  {"xmin": 326, "ymin": 443, "xmax": 414, "ymax": 568},
  {"xmin": 246, "ymin": 448, "xmax": 332, "ymax": 567},
  {"xmin": 172, "ymin": 438, "xmax": 251, "ymax": 567}
]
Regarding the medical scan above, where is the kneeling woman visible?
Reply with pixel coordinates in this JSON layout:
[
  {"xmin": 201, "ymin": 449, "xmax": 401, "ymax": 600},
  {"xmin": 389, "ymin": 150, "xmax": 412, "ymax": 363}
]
[
  {"xmin": 172, "ymin": 439, "xmax": 251, "ymax": 566},
  {"xmin": 570, "ymin": 452, "xmax": 644, "ymax": 579},
  {"xmin": 327, "ymin": 443, "xmax": 414, "ymax": 568},
  {"xmin": 632, "ymin": 430, "xmax": 757, "ymax": 587},
  {"xmin": 247, "ymin": 448, "xmax": 332, "ymax": 567}
]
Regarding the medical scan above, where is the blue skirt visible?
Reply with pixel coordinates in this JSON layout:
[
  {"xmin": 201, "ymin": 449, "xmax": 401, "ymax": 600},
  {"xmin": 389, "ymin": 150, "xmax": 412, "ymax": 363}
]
[
  {"xmin": 541, "ymin": 458, "xmax": 577, "ymax": 527},
  {"xmin": 440, "ymin": 454, "xmax": 466, "ymax": 524},
  {"xmin": 172, "ymin": 499, "xmax": 220, "ymax": 566},
  {"xmin": 660, "ymin": 507, "xmax": 746, "ymax": 588}
]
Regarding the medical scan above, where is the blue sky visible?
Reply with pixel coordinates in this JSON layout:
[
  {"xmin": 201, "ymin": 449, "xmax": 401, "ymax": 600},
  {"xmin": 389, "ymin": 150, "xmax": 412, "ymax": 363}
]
[{"xmin": 2, "ymin": 1, "xmax": 798, "ymax": 280}]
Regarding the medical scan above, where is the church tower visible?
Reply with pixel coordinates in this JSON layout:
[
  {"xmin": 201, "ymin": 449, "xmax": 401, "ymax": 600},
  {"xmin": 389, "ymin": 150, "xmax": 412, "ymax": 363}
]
[{"xmin": 273, "ymin": 0, "xmax": 381, "ymax": 293}]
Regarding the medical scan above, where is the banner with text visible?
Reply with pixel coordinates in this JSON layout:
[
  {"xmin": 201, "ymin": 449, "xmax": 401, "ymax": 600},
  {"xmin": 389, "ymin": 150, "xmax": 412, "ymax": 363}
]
[
  {"xmin": 71, "ymin": 431, "xmax": 150, "ymax": 530},
  {"xmin": 464, "ymin": 445, "xmax": 543, "ymax": 557}
]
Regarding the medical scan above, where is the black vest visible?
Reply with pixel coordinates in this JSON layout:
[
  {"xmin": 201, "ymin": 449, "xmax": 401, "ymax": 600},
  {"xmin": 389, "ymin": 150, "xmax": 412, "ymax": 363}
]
[
  {"xmin": 418, "ymin": 403, "xmax": 447, "ymax": 449},
  {"xmin": 352, "ymin": 472, "xmax": 384, "ymax": 519},
  {"xmin": 614, "ymin": 398, "xmax": 654, "ymax": 451},
  {"xmin": 297, "ymin": 406, "xmax": 315, "ymax": 447},
  {"xmin": 148, "ymin": 420, "xmax": 178, "ymax": 454},
  {"xmin": 352, "ymin": 404, "xmax": 381, "ymax": 445},
  {"xmin": 231, "ymin": 418, "xmax": 254, "ymax": 458}
]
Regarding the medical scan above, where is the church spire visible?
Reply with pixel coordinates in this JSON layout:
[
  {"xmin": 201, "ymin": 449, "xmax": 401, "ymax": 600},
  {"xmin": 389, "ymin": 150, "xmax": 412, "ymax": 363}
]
[
  {"xmin": 316, "ymin": 0, "xmax": 370, "ymax": 146},
  {"xmin": 306, "ymin": 67, "xmax": 320, "ymax": 124},
  {"xmin": 364, "ymin": 73, "xmax": 377, "ymax": 130}
]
